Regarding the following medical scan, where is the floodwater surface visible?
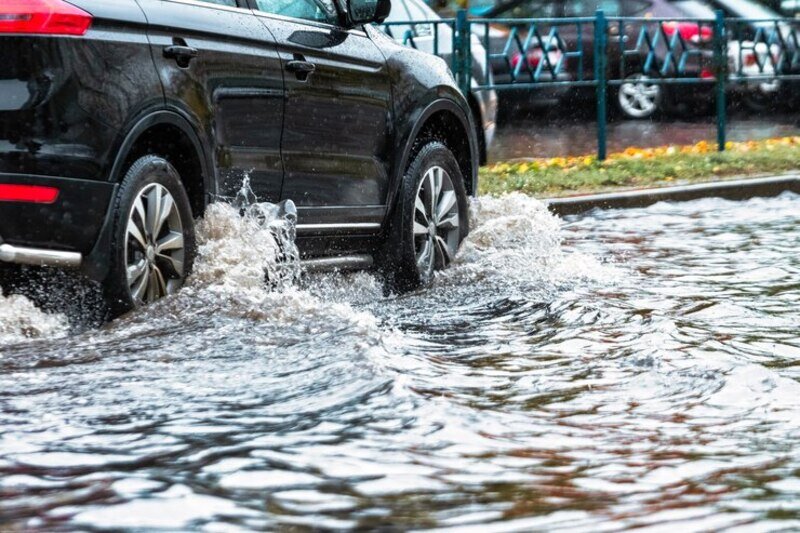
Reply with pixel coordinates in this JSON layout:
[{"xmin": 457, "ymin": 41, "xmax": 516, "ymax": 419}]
[{"xmin": 1, "ymin": 193, "xmax": 799, "ymax": 531}]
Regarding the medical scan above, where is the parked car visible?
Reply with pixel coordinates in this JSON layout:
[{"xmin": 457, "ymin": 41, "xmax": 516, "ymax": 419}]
[
  {"xmin": 0, "ymin": 0, "xmax": 479, "ymax": 316},
  {"xmin": 693, "ymin": 0, "xmax": 799, "ymax": 111},
  {"xmin": 780, "ymin": 0, "xmax": 800, "ymax": 17},
  {"xmin": 382, "ymin": 0, "xmax": 498, "ymax": 164},
  {"xmin": 470, "ymin": 0, "xmax": 719, "ymax": 120}
]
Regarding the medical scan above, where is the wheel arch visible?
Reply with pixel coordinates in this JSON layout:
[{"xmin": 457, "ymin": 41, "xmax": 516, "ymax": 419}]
[
  {"xmin": 109, "ymin": 110, "xmax": 214, "ymax": 217},
  {"xmin": 466, "ymin": 92, "xmax": 488, "ymax": 166},
  {"xmin": 83, "ymin": 111, "xmax": 212, "ymax": 282},
  {"xmin": 395, "ymin": 99, "xmax": 479, "ymax": 202}
]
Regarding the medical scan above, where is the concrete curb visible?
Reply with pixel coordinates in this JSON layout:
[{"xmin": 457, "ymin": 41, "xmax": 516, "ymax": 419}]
[{"xmin": 545, "ymin": 175, "xmax": 800, "ymax": 217}]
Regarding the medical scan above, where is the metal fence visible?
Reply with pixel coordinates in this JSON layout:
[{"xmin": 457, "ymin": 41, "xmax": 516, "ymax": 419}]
[{"xmin": 384, "ymin": 10, "xmax": 800, "ymax": 160}]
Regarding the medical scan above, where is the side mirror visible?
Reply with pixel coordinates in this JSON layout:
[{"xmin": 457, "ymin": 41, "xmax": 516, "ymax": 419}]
[{"xmin": 346, "ymin": 0, "xmax": 391, "ymax": 26}]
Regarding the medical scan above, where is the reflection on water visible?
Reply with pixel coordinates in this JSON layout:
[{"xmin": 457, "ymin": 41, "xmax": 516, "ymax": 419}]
[{"xmin": 1, "ymin": 193, "xmax": 799, "ymax": 530}]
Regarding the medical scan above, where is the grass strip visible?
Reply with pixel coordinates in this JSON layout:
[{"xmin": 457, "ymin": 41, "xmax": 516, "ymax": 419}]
[{"xmin": 479, "ymin": 137, "xmax": 800, "ymax": 197}]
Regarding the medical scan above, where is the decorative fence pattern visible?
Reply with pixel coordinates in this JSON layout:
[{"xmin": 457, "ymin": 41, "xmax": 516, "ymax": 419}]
[{"xmin": 384, "ymin": 10, "xmax": 800, "ymax": 160}]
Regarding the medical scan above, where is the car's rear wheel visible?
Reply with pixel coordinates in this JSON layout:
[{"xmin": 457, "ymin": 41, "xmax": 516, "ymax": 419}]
[
  {"xmin": 104, "ymin": 155, "xmax": 195, "ymax": 316},
  {"xmin": 380, "ymin": 142, "xmax": 468, "ymax": 293},
  {"xmin": 617, "ymin": 74, "xmax": 662, "ymax": 119}
]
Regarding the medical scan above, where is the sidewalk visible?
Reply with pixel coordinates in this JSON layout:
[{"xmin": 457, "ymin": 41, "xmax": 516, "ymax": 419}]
[{"xmin": 544, "ymin": 174, "xmax": 800, "ymax": 216}]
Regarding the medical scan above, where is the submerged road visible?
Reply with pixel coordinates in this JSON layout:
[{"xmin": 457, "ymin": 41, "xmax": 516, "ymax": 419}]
[{"xmin": 1, "ymin": 193, "xmax": 799, "ymax": 530}]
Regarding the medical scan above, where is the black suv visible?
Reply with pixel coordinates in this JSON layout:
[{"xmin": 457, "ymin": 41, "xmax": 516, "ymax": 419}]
[{"xmin": 0, "ymin": 0, "xmax": 477, "ymax": 315}]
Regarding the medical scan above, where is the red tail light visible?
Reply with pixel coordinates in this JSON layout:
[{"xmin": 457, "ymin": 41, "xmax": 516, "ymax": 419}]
[
  {"xmin": 743, "ymin": 53, "xmax": 758, "ymax": 67},
  {"xmin": 0, "ymin": 0, "xmax": 92, "ymax": 36},
  {"xmin": 700, "ymin": 68, "xmax": 715, "ymax": 79},
  {"xmin": 663, "ymin": 22, "xmax": 713, "ymax": 44},
  {"xmin": 0, "ymin": 184, "xmax": 60, "ymax": 204},
  {"xmin": 511, "ymin": 49, "xmax": 562, "ymax": 69}
]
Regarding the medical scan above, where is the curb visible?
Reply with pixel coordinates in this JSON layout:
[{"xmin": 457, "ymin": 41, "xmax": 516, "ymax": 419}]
[{"xmin": 545, "ymin": 175, "xmax": 800, "ymax": 216}]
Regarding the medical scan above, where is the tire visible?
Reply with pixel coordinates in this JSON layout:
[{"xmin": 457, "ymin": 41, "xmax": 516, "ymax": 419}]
[
  {"xmin": 615, "ymin": 74, "xmax": 662, "ymax": 120},
  {"xmin": 743, "ymin": 81, "xmax": 781, "ymax": 113},
  {"xmin": 380, "ymin": 142, "xmax": 469, "ymax": 293},
  {"xmin": 103, "ymin": 155, "xmax": 195, "ymax": 316},
  {"xmin": 0, "ymin": 264, "xmax": 22, "ymax": 296}
]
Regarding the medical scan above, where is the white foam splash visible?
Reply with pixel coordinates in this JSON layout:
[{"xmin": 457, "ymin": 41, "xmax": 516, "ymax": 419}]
[
  {"xmin": 440, "ymin": 193, "xmax": 613, "ymax": 286},
  {"xmin": 0, "ymin": 290, "xmax": 68, "ymax": 345},
  {"xmin": 148, "ymin": 199, "xmax": 383, "ymax": 337},
  {"xmin": 191, "ymin": 202, "xmax": 299, "ymax": 292},
  {"xmin": 0, "ymin": 192, "xmax": 609, "ymax": 341}
]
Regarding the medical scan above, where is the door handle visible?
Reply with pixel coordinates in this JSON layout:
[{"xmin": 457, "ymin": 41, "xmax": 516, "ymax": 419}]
[
  {"xmin": 286, "ymin": 60, "xmax": 316, "ymax": 80},
  {"xmin": 163, "ymin": 44, "xmax": 199, "ymax": 67}
]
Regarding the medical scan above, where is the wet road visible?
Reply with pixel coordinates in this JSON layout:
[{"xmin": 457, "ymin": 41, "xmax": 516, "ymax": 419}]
[
  {"xmin": 491, "ymin": 111, "xmax": 800, "ymax": 161},
  {"xmin": 1, "ymin": 194, "xmax": 799, "ymax": 530}
]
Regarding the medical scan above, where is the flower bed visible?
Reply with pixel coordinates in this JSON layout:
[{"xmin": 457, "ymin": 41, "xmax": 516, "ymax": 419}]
[{"xmin": 480, "ymin": 137, "xmax": 800, "ymax": 197}]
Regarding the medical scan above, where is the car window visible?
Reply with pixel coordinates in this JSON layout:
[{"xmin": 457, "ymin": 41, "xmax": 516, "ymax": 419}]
[
  {"xmin": 622, "ymin": 0, "xmax": 652, "ymax": 15},
  {"xmin": 495, "ymin": 0, "xmax": 562, "ymax": 18},
  {"xmin": 253, "ymin": 0, "xmax": 339, "ymax": 24},
  {"xmin": 673, "ymin": 0, "xmax": 717, "ymax": 17},
  {"xmin": 563, "ymin": 0, "xmax": 623, "ymax": 17},
  {"xmin": 709, "ymin": 0, "xmax": 782, "ymax": 18}
]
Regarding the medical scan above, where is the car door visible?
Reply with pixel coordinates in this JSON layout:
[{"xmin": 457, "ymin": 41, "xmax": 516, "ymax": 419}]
[
  {"xmin": 248, "ymin": 0, "xmax": 393, "ymax": 234},
  {"xmin": 135, "ymin": 0, "xmax": 285, "ymax": 203}
]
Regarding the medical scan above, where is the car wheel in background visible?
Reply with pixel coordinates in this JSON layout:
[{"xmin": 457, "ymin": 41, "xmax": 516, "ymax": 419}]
[
  {"xmin": 743, "ymin": 80, "xmax": 781, "ymax": 113},
  {"xmin": 380, "ymin": 142, "xmax": 468, "ymax": 293},
  {"xmin": 616, "ymin": 74, "xmax": 662, "ymax": 119},
  {"xmin": 104, "ymin": 155, "xmax": 195, "ymax": 316}
]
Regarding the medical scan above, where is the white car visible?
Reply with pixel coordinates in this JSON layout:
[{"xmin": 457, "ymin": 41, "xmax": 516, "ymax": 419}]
[{"xmin": 729, "ymin": 40, "xmax": 782, "ymax": 111}]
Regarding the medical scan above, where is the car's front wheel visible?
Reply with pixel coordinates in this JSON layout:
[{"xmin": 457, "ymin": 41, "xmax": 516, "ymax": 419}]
[
  {"xmin": 104, "ymin": 155, "xmax": 195, "ymax": 316},
  {"xmin": 381, "ymin": 142, "xmax": 468, "ymax": 293}
]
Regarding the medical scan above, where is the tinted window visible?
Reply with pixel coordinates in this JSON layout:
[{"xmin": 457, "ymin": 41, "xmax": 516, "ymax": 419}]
[
  {"xmin": 622, "ymin": 0, "xmax": 652, "ymax": 15},
  {"xmin": 674, "ymin": 0, "xmax": 716, "ymax": 17},
  {"xmin": 495, "ymin": 0, "xmax": 561, "ymax": 18},
  {"xmin": 254, "ymin": 0, "xmax": 339, "ymax": 24},
  {"xmin": 564, "ymin": 0, "xmax": 622, "ymax": 16}
]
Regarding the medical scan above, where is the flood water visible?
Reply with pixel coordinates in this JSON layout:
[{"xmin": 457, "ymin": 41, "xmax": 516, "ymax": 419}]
[{"xmin": 1, "ymin": 193, "xmax": 799, "ymax": 531}]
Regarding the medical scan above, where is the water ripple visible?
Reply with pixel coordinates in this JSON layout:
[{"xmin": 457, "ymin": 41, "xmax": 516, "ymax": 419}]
[{"xmin": 1, "ymin": 193, "xmax": 799, "ymax": 530}]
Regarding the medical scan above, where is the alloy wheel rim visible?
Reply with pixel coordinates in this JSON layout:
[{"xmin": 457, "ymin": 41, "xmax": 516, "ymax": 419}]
[
  {"xmin": 619, "ymin": 75, "xmax": 660, "ymax": 118},
  {"xmin": 124, "ymin": 183, "xmax": 186, "ymax": 306},
  {"xmin": 413, "ymin": 165, "xmax": 460, "ymax": 281}
]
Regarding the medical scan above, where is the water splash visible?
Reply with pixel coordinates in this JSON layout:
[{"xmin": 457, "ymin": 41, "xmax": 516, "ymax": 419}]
[
  {"xmin": 191, "ymin": 201, "xmax": 299, "ymax": 293},
  {"xmin": 0, "ymin": 290, "xmax": 68, "ymax": 344},
  {"xmin": 440, "ymin": 193, "xmax": 612, "ymax": 288}
]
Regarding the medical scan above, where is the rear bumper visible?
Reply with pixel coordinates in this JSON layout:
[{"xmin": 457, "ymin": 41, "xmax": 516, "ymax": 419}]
[
  {"xmin": 0, "ymin": 242, "xmax": 82, "ymax": 268},
  {"xmin": 0, "ymin": 173, "xmax": 115, "ymax": 272}
]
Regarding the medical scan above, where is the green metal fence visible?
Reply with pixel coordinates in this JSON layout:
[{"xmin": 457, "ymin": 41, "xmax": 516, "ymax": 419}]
[{"xmin": 384, "ymin": 10, "xmax": 800, "ymax": 161}]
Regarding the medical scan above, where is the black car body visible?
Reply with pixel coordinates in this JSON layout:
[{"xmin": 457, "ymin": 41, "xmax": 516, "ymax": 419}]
[
  {"xmin": 0, "ymin": 0, "xmax": 478, "ymax": 314},
  {"xmin": 382, "ymin": 0, "xmax": 498, "ymax": 164}
]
